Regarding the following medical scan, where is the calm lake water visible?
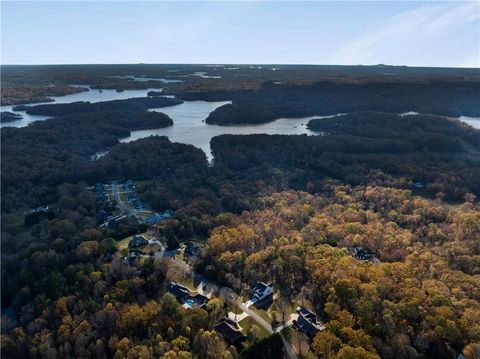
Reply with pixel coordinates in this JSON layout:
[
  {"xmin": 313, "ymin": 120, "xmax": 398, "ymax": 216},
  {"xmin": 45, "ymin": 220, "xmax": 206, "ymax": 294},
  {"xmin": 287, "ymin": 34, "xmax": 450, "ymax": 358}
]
[
  {"xmin": 0, "ymin": 86, "xmax": 159, "ymax": 128},
  {"xmin": 120, "ymin": 101, "xmax": 322, "ymax": 160},
  {"xmin": 109, "ymin": 75, "xmax": 182, "ymax": 83},
  {"xmin": 2, "ymin": 88, "xmax": 479, "ymax": 161},
  {"xmin": 458, "ymin": 116, "xmax": 480, "ymax": 129}
]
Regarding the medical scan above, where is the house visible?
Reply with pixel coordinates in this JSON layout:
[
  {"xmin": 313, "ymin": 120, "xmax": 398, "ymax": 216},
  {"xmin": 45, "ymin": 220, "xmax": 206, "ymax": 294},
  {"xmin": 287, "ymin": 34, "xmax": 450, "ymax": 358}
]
[
  {"xmin": 129, "ymin": 235, "xmax": 148, "ymax": 248},
  {"xmin": 348, "ymin": 246, "xmax": 374, "ymax": 261},
  {"xmin": 193, "ymin": 293, "xmax": 209, "ymax": 306},
  {"xmin": 251, "ymin": 282, "xmax": 274, "ymax": 302},
  {"xmin": 126, "ymin": 252, "xmax": 138, "ymax": 265},
  {"xmin": 31, "ymin": 205, "xmax": 49, "ymax": 214},
  {"xmin": 167, "ymin": 282, "xmax": 190, "ymax": 303},
  {"xmin": 125, "ymin": 180, "xmax": 135, "ymax": 191},
  {"xmin": 295, "ymin": 306, "xmax": 324, "ymax": 338},
  {"xmin": 214, "ymin": 318, "xmax": 245, "ymax": 345},
  {"xmin": 413, "ymin": 182, "xmax": 424, "ymax": 189},
  {"xmin": 184, "ymin": 243, "xmax": 200, "ymax": 256}
]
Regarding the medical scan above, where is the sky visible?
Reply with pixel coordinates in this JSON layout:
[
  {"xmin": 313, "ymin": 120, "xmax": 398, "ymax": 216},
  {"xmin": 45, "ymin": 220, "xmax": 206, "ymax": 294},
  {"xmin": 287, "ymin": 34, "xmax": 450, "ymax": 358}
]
[{"xmin": 1, "ymin": 1, "xmax": 479, "ymax": 67}]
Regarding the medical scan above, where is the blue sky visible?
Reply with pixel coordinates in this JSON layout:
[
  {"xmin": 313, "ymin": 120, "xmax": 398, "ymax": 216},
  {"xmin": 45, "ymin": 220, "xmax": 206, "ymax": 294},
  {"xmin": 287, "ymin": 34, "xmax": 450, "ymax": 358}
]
[{"xmin": 1, "ymin": 1, "xmax": 479, "ymax": 67}]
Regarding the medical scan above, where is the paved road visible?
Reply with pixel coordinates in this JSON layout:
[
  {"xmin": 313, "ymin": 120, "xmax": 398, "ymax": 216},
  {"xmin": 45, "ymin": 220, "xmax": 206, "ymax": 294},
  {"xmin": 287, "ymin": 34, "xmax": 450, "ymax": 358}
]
[
  {"xmin": 274, "ymin": 314, "xmax": 298, "ymax": 333},
  {"xmin": 112, "ymin": 181, "xmax": 130, "ymax": 214},
  {"xmin": 166, "ymin": 253, "xmax": 298, "ymax": 359},
  {"xmin": 239, "ymin": 301, "xmax": 298, "ymax": 359}
]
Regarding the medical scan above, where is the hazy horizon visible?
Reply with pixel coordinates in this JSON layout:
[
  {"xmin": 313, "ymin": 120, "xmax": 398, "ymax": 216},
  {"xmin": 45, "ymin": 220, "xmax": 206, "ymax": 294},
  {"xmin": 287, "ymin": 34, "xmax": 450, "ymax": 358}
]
[
  {"xmin": 0, "ymin": 63, "xmax": 479, "ymax": 69},
  {"xmin": 2, "ymin": 1, "xmax": 479, "ymax": 68}
]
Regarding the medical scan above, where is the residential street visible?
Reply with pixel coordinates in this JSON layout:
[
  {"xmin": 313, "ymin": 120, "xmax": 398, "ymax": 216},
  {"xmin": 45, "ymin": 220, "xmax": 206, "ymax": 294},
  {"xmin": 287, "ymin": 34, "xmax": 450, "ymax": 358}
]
[
  {"xmin": 112, "ymin": 181, "xmax": 130, "ymax": 214},
  {"xmin": 166, "ymin": 253, "xmax": 298, "ymax": 359}
]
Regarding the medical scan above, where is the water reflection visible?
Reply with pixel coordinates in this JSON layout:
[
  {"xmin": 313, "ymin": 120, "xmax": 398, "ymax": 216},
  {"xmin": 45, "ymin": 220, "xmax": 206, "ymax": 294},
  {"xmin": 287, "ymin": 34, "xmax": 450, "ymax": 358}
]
[
  {"xmin": 0, "ymin": 86, "xmax": 159, "ymax": 128},
  {"xmin": 120, "ymin": 101, "xmax": 322, "ymax": 161}
]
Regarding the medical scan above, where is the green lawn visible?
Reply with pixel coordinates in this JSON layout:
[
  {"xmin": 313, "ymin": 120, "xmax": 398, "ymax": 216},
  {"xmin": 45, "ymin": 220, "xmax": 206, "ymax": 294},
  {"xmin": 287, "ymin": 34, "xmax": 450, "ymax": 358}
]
[
  {"xmin": 252, "ymin": 307, "xmax": 272, "ymax": 323},
  {"xmin": 117, "ymin": 236, "xmax": 133, "ymax": 250},
  {"xmin": 238, "ymin": 318, "xmax": 270, "ymax": 339},
  {"xmin": 117, "ymin": 232, "xmax": 152, "ymax": 250},
  {"xmin": 167, "ymin": 262, "xmax": 195, "ymax": 290}
]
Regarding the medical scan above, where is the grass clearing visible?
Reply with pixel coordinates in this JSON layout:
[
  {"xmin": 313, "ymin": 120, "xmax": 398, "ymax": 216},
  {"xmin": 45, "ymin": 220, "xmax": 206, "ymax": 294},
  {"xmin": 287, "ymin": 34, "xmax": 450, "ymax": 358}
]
[
  {"xmin": 252, "ymin": 307, "xmax": 271, "ymax": 323},
  {"xmin": 238, "ymin": 317, "xmax": 270, "ymax": 339},
  {"xmin": 167, "ymin": 262, "xmax": 195, "ymax": 290},
  {"xmin": 117, "ymin": 236, "xmax": 133, "ymax": 250}
]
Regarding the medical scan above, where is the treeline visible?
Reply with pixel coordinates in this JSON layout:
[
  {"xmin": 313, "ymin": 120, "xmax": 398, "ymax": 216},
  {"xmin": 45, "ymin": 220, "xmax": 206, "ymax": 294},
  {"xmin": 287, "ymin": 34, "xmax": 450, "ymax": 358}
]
[
  {"xmin": 87, "ymin": 136, "xmax": 207, "ymax": 182},
  {"xmin": 211, "ymin": 113, "xmax": 480, "ymax": 200},
  {"xmin": 21, "ymin": 96, "xmax": 182, "ymax": 116},
  {"xmin": 307, "ymin": 112, "xmax": 480, "ymax": 152},
  {"xmin": 0, "ymin": 111, "xmax": 23, "ymax": 123},
  {"xmin": 178, "ymin": 80, "xmax": 480, "ymax": 123},
  {"xmin": 1, "ymin": 84, "xmax": 87, "ymax": 106},
  {"xmin": 0, "ymin": 111, "xmax": 183, "ymax": 212},
  {"xmin": 206, "ymin": 103, "xmax": 276, "ymax": 125},
  {"xmin": 198, "ymin": 188, "xmax": 480, "ymax": 358},
  {"xmin": 1, "ymin": 182, "xmax": 240, "ymax": 359}
]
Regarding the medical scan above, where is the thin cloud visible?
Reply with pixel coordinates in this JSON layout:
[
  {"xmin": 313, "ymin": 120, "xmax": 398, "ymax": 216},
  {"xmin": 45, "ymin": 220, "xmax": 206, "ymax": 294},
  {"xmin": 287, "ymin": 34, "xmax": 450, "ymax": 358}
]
[{"xmin": 328, "ymin": 1, "xmax": 480, "ymax": 67}]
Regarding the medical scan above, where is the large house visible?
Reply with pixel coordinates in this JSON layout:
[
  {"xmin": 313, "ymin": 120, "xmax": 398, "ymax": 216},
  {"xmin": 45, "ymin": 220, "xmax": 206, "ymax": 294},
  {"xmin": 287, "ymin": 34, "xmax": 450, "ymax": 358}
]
[
  {"xmin": 192, "ymin": 293, "xmax": 209, "ymax": 306},
  {"xmin": 129, "ymin": 235, "xmax": 148, "ymax": 248},
  {"xmin": 167, "ymin": 282, "xmax": 190, "ymax": 303},
  {"xmin": 348, "ymin": 246, "xmax": 374, "ymax": 261},
  {"xmin": 295, "ymin": 306, "xmax": 324, "ymax": 338},
  {"xmin": 166, "ymin": 282, "xmax": 208, "ymax": 309},
  {"xmin": 214, "ymin": 317, "xmax": 245, "ymax": 345},
  {"xmin": 184, "ymin": 243, "xmax": 200, "ymax": 256},
  {"xmin": 251, "ymin": 282, "xmax": 274, "ymax": 302}
]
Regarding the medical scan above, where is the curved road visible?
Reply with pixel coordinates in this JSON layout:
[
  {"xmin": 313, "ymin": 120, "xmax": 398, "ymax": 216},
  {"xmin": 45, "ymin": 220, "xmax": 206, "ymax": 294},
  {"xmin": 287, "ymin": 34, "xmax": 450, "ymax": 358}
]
[{"xmin": 167, "ymin": 253, "xmax": 298, "ymax": 359}]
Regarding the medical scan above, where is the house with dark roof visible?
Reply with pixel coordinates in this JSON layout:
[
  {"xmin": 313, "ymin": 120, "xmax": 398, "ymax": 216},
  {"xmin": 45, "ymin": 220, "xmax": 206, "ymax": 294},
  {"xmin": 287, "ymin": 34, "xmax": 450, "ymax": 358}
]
[
  {"xmin": 193, "ymin": 293, "xmax": 209, "ymax": 306},
  {"xmin": 125, "ymin": 252, "xmax": 138, "ymax": 265},
  {"xmin": 295, "ymin": 306, "xmax": 324, "ymax": 338},
  {"xmin": 129, "ymin": 235, "xmax": 148, "ymax": 248},
  {"xmin": 166, "ymin": 282, "xmax": 190, "ymax": 303},
  {"xmin": 185, "ymin": 243, "xmax": 200, "ymax": 256},
  {"xmin": 31, "ymin": 205, "xmax": 50, "ymax": 213},
  {"xmin": 348, "ymin": 246, "xmax": 374, "ymax": 261},
  {"xmin": 125, "ymin": 180, "xmax": 135, "ymax": 191},
  {"xmin": 214, "ymin": 317, "xmax": 245, "ymax": 345},
  {"xmin": 251, "ymin": 282, "xmax": 273, "ymax": 302}
]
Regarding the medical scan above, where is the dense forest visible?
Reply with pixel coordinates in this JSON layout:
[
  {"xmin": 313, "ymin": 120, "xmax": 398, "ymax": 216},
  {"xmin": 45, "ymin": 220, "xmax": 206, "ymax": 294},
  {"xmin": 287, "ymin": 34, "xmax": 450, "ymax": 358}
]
[
  {"xmin": 211, "ymin": 113, "xmax": 480, "ymax": 201},
  {"xmin": 205, "ymin": 103, "xmax": 276, "ymax": 125},
  {"xmin": 1, "ymin": 85, "xmax": 87, "ymax": 106},
  {"xmin": 199, "ymin": 188, "xmax": 480, "ymax": 358},
  {"xmin": 1, "ymin": 65, "xmax": 480, "ymax": 359},
  {"xmin": 1, "ymin": 111, "xmax": 178, "ymax": 212},
  {"xmin": 22, "ymin": 97, "xmax": 182, "ymax": 116},
  {"xmin": 177, "ymin": 81, "xmax": 480, "ymax": 121},
  {"xmin": 1, "ymin": 111, "xmax": 23, "ymax": 123}
]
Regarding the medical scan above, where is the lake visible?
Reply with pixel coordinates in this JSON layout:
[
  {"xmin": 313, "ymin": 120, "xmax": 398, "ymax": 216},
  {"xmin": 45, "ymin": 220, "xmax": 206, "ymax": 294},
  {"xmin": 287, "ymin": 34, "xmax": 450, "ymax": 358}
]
[
  {"xmin": 120, "ymin": 101, "xmax": 323, "ymax": 160},
  {"xmin": 108, "ymin": 75, "xmax": 182, "ymax": 83},
  {"xmin": 2, "ymin": 87, "xmax": 479, "ymax": 161},
  {"xmin": 0, "ymin": 86, "xmax": 160, "ymax": 128}
]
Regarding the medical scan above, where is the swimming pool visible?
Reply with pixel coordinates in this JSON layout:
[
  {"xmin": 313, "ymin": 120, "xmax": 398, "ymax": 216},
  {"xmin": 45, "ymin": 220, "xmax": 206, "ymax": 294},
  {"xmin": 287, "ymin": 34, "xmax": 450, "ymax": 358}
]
[{"xmin": 184, "ymin": 299, "xmax": 194, "ymax": 308}]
